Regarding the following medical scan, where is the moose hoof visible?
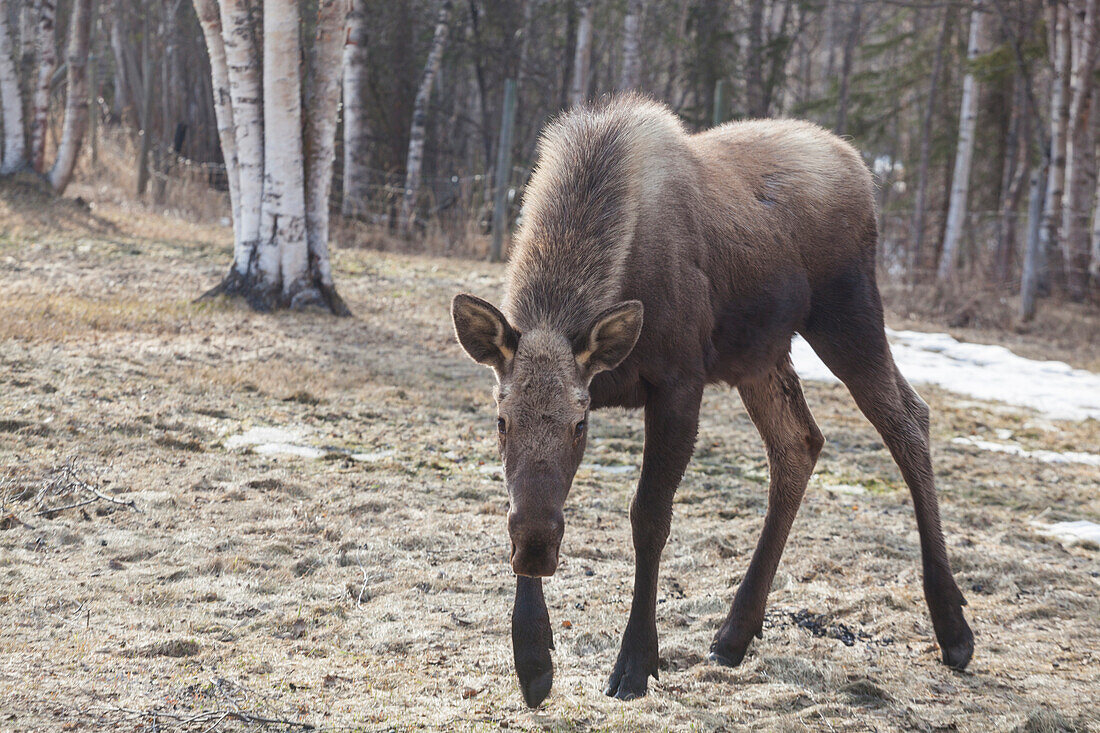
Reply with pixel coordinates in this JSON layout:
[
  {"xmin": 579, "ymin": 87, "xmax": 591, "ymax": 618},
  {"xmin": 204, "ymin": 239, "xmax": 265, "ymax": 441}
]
[
  {"xmin": 939, "ymin": 624, "xmax": 974, "ymax": 670},
  {"xmin": 604, "ymin": 651, "xmax": 657, "ymax": 701},
  {"xmin": 708, "ymin": 635, "xmax": 752, "ymax": 668},
  {"xmin": 518, "ymin": 666, "xmax": 554, "ymax": 709},
  {"xmin": 604, "ymin": 669, "xmax": 650, "ymax": 701}
]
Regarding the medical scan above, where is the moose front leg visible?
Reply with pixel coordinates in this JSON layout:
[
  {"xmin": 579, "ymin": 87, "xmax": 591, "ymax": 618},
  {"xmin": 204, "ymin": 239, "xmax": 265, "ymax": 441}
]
[
  {"xmin": 512, "ymin": 576, "xmax": 554, "ymax": 708},
  {"xmin": 605, "ymin": 381, "xmax": 702, "ymax": 700}
]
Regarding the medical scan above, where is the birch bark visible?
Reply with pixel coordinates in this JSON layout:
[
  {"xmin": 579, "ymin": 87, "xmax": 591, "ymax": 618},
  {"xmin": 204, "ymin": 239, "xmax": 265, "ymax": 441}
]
[
  {"xmin": 48, "ymin": 0, "xmax": 95, "ymax": 194},
  {"xmin": 619, "ymin": 0, "xmax": 643, "ymax": 90},
  {"xmin": 341, "ymin": 0, "xmax": 371, "ymax": 219},
  {"xmin": 570, "ymin": 0, "xmax": 593, "ymax": 107},
  {"xmin": 398, "ymin": 0, "xmax": 453, "ymax": 236},
  {"xmin": 1061, "ymin": 0, "xmax": 1099, "ymax": 299},
  {"xmin": 303, "ymin": 0, "xmax": 349, "ymax": 314},
  {"xmin": 29, "ymin": 0, "xmax": 56, "ymax": 173},
  {"xmin": 0, "ymin": 0, "xmax": 26, "ymax": 173},
  {"xmin": 260, "ymin": 0, "xmax": 308, "ymax": 302},
  {"xmin": 937, "ymin": 4, "xmax": 986, "ymax": 281},
  {"xmin": 218, "ymin": 0, "xmax": 263, "ymax": 278},
  {"xmin": 192, "ymin": 0, "xmax": 240, "ymax": 245},
  {"xmin": 1040, "ymin": 1, "xmax": 1072, "ymax": 289}
]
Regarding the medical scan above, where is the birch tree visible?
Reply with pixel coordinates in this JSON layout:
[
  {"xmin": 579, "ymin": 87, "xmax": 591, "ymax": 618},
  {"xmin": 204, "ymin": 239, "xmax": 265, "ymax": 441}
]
[
  {"xmin": 619, "ymin": 0, "xmax": 643, "ymax": 90},
  {"xmin": 937, "ymin": 3, "xmax": 986, "ymax": 282},
  {"xmin": 0, "ymin": 0, "xmax": 26, "ymax": 174},
  {"xmin": 29, "ymin": 0, "xmax": 56, "ymax": 173},
  {"xmin": 571, "ymin": 0, "xmax": 593, "ymax": 107},
  {"xmin": 342, "ymin": 0, "xmax": 371, "ymax": 219},
  {"xmin": 1039, "ymin": 1, "xmax": 1072, "ymax": 290},
  {"xmin": 398, "ymin": 0, "xmax": 453, "ymax": 237},
  {"xmin": 194, "ymin": 0, "xmax": 351, "ymax": 314},
  {"xmin": 217, "ymin": 0, "xmax": 263, "ymax": 287},
  {"xmin": 1060, "ymin": 0, "xmax": 1099, "ymax": 300},
  {"xmin": 47, "ymin": 0, "xmax": 95, "ymax": 194},
  {"xmin": 303, "ymin": 0, "xmax": 348, "ymax": 311},
  {"xmin": 192, "ymin": 0, "xmax": 240, "ymax": 243}
]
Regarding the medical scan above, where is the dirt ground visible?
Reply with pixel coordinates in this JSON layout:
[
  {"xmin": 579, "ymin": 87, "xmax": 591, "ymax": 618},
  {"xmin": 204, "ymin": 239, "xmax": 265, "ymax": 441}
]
[{"xmin": 1, "ymin": 183, "xmax": 1099, "ymax": 731}]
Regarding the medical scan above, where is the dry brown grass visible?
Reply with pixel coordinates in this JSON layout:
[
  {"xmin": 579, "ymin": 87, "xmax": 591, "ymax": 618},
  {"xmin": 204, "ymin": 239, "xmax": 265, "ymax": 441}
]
[{"xmin": 0, "ymin": 188, "xmax": 1098, "ymax": 731}]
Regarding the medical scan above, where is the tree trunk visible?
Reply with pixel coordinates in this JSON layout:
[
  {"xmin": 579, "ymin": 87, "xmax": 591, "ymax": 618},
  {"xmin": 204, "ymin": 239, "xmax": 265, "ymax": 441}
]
[
  {"xmin": 570, "ymin": 0, "xmax": 593, "ymax": 107},
  {"xmin": 47, "ymin": 0, "xmax": 94, "ymax": 193},
  {"xmin": 260, "ymin": 0, "xmax": 308, "ymax": 303},
  {"xmin": 192, "ymin": 0, "xmax": 240, "ymax": 244},
  {"xmin": 218, "ymin": 0, "xmax": 263, "ymax": 278},
  {"xmin": 398, "ymin": 0, "xmax": 453, "ymax": 237},
  {"xmin": 1090, "ymin": 172, "xmax": 1100, "ymax": 289},
  {"xmin": 303, "ymin": 0, "xmax": 350, "ymax": 314},
  {"xmin": 341, "ymin": 0, "xmax": 371, "ymax": 219},
  {"xmin": 0, "ymin": 0, "xmax": 27, "ymax": 174},
  {"xmin": 135, "ymin": 22, "xmax": 154, "ymax": 197},
  {"xmin": 618, "ymin": 0, "xmax": 643, "ymax": 90},
  {"xmin": 1020, "ymin": 163, "xmax": 1048, "ymax": 321},
  {"xmin": 109, "ymin": 8, "xmax": 132, "ymax": 119},
  {"xmin": 909, "ymin": 7, "xmax": 950, "ymax": 278},
  {"xmin": 1040, "ymin": 1, "xmax": 1072, "ymax": 292},
  {"xmin": 746, "ymin": 0, "xmax": 766, "ymax": 117},
  {"xmin": 29, "ymin": 0, "xmax": 56, "ymax": 173},
  {"xmin": 937, "ymin": 4, "xmax": 986, "ymax": 282},
  {"xmin": 1061, "ymin": 0, "xmax": 1099, "ymax": 300},
  {"xmin": 834, "ymin": 0, "xmax": 862, "ymax": 135}
]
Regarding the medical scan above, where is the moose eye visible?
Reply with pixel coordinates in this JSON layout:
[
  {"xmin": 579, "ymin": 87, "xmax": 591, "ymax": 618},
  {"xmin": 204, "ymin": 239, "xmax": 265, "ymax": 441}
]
[
  {"xmin": 574, "ymin": 420, "xmax": 586, "ymax": 438},
  {"xmin": 497, "ymin": 417, "xmax": 507, "ymax": 435}
]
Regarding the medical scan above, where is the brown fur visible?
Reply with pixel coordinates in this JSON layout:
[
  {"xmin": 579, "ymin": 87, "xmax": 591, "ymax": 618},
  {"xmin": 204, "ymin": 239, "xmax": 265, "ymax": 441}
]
[{"xmin": 452, "ymin": 94, "xmax": 972, "ymax": 707}]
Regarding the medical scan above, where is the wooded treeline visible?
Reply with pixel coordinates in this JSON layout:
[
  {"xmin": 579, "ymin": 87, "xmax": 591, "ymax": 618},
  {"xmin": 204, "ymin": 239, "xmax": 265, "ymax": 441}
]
[{"xmin": 2, "ymin": 0, "xmax": 1100, "ymax": 317}]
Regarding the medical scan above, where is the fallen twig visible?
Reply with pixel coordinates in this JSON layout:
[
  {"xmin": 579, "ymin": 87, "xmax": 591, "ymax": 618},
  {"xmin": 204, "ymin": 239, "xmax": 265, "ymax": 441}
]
[
  {"xmin": 109, "ymin": 705, "xmax": 315, "ymax": 730},
  {"xmin": 33, "ymin": 459, "xmax": 142, "ymax": 517}
]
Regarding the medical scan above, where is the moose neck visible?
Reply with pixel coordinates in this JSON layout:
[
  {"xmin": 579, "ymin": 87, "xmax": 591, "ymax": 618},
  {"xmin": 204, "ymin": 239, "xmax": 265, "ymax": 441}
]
[{"xmin": 503, "ymin": 122, "xmax": 643, "ymax": 339}]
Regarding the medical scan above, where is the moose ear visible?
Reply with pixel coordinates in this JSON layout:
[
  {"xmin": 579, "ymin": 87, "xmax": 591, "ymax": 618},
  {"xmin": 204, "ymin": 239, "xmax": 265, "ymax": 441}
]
[
  {"xmin": 576, "ymin": 300, "xmax": 643, "ymax": 377},
  {"xmin": 452, "ymin": 294, "xmax": 519, "ymax": 371}
]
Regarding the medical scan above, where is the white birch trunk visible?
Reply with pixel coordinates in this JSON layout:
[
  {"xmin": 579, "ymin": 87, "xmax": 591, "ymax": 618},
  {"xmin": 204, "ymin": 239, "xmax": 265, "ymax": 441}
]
[
  {"xmin": 936, "ymin": 4, "xmax": 985, "ymax": 282},
  {"xmin": 47, "ymin": 0, "xmax": 94, "ymax": 193},
  {"xmin": 1060, "ymin": 0, "xmax": 1099, "ymax": 299},
  {"xmin": 29, "ymin": 0, "xmax": 55, "ymax": 173},
  {"xmin": 1040, "ymin": 2, "xmax": 1072, "ymax": 287},
  {"xmin": 341, "ymin": 0, "xmax": 370, "ymax": 219},
  {"xmin": 218, "ymin": 0, "xmax": 263, "ymax": 278},
  {"xmin": 303, "ymin": 0, "xmax": 349, "ymax": 313},
  {"xmin": 398, "ymin": 0, "xmax": 453, "ymax": 236},
  {"xmin": 618, "ymin": 0, "xmax": 643, "ymax": 90},
  {"xmin": 192, "ymin": 0, "xmax": 241, "ymax": 246},
  {"xmin": 261, "ymin": 0, "xmax": 307, "ymax": 301},
  {"xmin": 571, "ymin": 0, "xmax": 593, "ymax": 107},
  {"xmin": 0, "ymin": 0, "xmax": 26, "ymax": 173},
  {"xmin": 1088, "ymin": 166, "xmax": 1100, "ymax": 286}
]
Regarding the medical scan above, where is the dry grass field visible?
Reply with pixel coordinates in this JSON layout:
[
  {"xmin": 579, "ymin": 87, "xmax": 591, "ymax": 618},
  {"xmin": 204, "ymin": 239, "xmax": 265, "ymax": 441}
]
[{"xmin": 1, "ymin": 179, "xmax": 1099, "ymax": 731}]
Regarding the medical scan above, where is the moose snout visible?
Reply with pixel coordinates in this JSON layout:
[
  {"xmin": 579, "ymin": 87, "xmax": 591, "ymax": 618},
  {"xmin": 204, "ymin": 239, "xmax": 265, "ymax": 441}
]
[{"xmin": 508, "ymin": 508, "xmax": 565, "ymax": 578}]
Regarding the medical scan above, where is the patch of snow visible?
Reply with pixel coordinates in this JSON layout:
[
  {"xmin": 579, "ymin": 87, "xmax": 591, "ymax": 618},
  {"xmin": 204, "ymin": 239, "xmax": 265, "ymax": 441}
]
[
  {"xmin": 581, "ymin": 463, "xmax": 636, "ymax": 475},
  {"xmin": 252, "ymin": 443, "xmax": 325, "ymax": 459},
  {"xmin": 351, "ymin": 449, "xmax": 396, "ymax": 463},
  {"xmin": 951, "ymin": 437, "xmax": 1100, "ymax": 467},
  {"xmin": 1032, "ymin": 520, "xmax": 1100, "ymax": 546},
  {"xmin": 226, "ymin": 426, "xmax": 324, "ymax": 459},
  {"xmin": 791, "ymin": 329, "xmax": 1100, "ymax": 421},
  {"xmin": 822, "ymin": 483, "xmax": 867, "ymax": 495}
]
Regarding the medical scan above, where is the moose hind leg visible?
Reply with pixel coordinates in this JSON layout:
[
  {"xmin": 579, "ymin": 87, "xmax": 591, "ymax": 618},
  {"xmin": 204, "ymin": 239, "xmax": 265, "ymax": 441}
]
[
  {"xmin": 710, "ymin": 356, "xmax": 823, "ymax": 667},
  {"xmin": 802, "ymin": 271, "xmax": 974, "ymax": 669}
]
